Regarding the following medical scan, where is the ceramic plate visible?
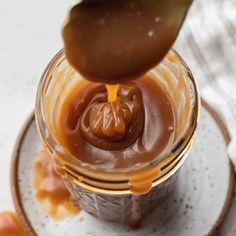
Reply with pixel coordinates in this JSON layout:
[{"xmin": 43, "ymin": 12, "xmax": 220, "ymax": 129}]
[{"xmin": 11, "ymin": 101, "xmax": 234, "ymax": 236}]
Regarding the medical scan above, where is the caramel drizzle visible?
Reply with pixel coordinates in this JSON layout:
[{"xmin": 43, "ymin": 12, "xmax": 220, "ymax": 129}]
[{"xmin": 105, "ymin": 84, "xmax": 119, "ymax": 103}]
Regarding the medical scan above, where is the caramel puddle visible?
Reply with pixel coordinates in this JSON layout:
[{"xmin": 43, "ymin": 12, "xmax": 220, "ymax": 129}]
[
  {"xmin": 0, "ymin": 211, "xmax": 25, "ymax": 236},
  {"xmin": 33, "ymin": 151, "xmax": 80, "ymax": 220}
]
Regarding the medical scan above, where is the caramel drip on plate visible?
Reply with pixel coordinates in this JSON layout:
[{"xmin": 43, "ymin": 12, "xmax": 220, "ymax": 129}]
[
  {"xmin": 33, "ymin": 151, "xmax": 80, "ymax": 220},
  {"xmin": 0, "ymin": 211, "xmax": 25, "ymax": 236}
]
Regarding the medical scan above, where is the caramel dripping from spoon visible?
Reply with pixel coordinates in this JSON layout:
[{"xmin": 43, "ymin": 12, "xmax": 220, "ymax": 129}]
[{"xmin": 105, "ymin": 84, "xmax": 119, "ymax": 103}]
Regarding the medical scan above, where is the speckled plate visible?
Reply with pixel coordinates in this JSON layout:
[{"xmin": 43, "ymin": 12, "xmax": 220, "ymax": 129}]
[{"xmin": 11, "ymin": 101, "xmax": 234, "ymax": 236}]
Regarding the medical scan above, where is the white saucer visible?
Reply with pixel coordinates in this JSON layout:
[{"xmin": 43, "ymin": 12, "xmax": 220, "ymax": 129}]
[{"xmin": 11, "ymin": 101, "xmax": 234, "ymax": 236}]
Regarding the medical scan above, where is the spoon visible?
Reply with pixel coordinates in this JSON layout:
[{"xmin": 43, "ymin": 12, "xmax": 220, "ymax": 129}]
[{"xmin": 63, "ymin": 0, "xmax": 193, "ymax": 83}]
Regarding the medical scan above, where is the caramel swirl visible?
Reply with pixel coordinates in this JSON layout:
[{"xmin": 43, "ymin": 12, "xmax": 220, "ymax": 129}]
[{"xmin": 80, "ymin": 85, "xmax": 144, "ymax": 150}]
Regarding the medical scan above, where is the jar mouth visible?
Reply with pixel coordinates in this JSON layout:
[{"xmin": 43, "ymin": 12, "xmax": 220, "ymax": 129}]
[{"xmin": 35, "ymin": 49, "xmax": 201, "ymax": 188}]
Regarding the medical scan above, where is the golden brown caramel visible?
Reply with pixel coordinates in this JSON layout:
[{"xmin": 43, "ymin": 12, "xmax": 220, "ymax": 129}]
[
  {"xmin": 0, "ymin": 211, "xmax": 25, "ymax": 236},
  {"xmin": 129, "ymin": 168, "xmax": 159, "ymax": 194},
  {"xmin": 105, "ymin": 84, "xmax": 119, "ymax": 102},
  {"xmin": 58, "ymin": 75, "xmax": 175, "ymax": 169},
  {"xmin": 62, "ymin": 0, "xmax": 192, "ymax": 83},
  {"xmin": 33, "ymin": 151, "xmax": 80, "ymax": 220},
  {"xmin": 80, "ymin": 83, "xmax": 144, "ymax": 150}
]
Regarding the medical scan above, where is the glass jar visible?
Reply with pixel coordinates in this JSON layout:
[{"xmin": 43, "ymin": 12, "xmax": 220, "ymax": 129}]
[{"xmin": 35, "ymin": 49, "xmax": 200, "ymax": 224}]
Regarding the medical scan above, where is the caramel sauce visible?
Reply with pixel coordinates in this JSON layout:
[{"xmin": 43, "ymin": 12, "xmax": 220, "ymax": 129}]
[
  {"xmin": 62, "ymin": 0, "xmax": 192, "ymax": 83},
  {"xmin": 128, "ymin": 167, "xmax": 160, "ymax": 194},
  {"xmin": 33, "ymin": 151, "xmax": 80, "ymax": 220},
  {"xmin": 79, "ymin": 82, "xmax": 144, "ymax": 150},
  {"xmin": 0, "ymin": 211, "xmax": 25, "ymax": 236},
  {"xmin": 57, "ymin": 75, "xmax": 175, "ymax": 170},
  {"xmin": 105, "ymin": 84, "xmax": 119, "ymax": 102}
]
